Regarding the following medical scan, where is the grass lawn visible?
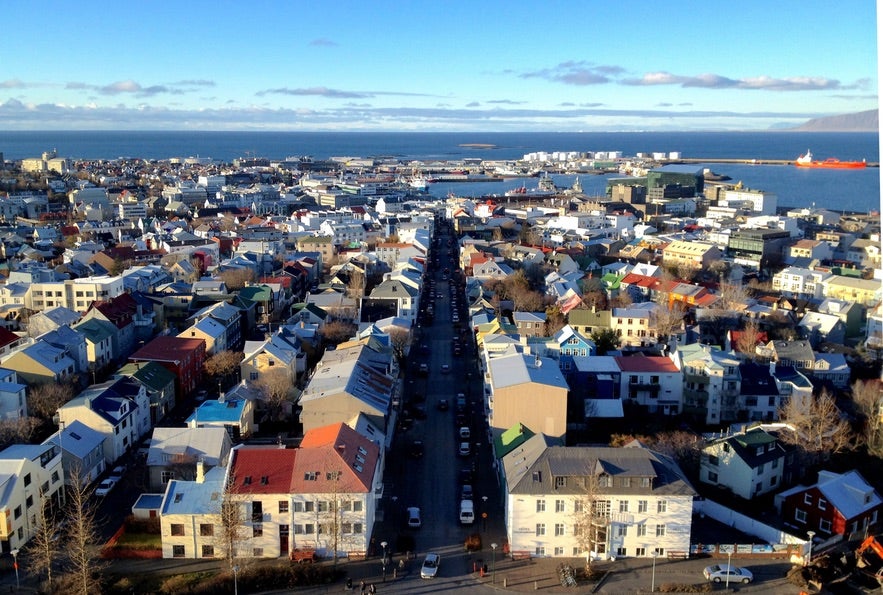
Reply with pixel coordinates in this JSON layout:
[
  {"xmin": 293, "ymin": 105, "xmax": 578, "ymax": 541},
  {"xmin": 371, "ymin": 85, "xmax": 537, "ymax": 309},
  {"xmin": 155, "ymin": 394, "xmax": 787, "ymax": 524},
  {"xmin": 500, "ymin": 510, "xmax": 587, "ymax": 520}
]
[{"xmin": 113, "ymin": 530, "xmax": 162, "ymax": 549}]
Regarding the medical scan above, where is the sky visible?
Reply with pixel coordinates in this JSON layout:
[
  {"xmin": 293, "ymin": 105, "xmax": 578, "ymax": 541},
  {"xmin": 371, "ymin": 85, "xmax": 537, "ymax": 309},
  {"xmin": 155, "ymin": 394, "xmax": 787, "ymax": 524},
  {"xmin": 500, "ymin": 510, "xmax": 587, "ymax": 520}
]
[{"xmin": 0, "ymin": 0, "xmax": 877, "ymax": 132}]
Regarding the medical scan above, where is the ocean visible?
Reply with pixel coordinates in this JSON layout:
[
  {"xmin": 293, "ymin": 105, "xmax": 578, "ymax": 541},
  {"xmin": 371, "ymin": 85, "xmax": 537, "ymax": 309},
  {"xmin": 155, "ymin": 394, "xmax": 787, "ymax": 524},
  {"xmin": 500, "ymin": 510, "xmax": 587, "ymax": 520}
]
[{"xmin": 0, "ymin": 130, "xmax": 880, "ymax": 213}]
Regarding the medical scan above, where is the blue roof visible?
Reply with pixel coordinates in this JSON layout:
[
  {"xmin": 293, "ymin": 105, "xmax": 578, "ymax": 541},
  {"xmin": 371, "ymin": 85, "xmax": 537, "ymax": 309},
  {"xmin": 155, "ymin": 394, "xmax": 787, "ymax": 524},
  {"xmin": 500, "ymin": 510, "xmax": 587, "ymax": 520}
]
[
  {"xmin": 133, "ymin": 493, "xmax": 164, "ymax": 511},
  {"xmin": 186, "ymin": 398, "xmax": 244, "ymax": 423}
]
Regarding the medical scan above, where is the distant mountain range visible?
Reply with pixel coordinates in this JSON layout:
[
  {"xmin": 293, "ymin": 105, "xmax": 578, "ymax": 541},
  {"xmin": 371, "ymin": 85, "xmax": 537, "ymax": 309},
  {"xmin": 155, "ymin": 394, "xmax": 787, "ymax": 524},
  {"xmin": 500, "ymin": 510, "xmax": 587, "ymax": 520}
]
[{"xmin": 792, "ymin": 109, "xmax": 878, "ymax": 132}]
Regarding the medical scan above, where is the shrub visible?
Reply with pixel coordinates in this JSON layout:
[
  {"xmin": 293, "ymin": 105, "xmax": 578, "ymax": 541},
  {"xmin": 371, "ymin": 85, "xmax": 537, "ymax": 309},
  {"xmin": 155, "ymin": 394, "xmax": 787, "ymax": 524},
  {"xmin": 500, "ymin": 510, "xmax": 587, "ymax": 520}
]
[{"xmin": 657, "ymin": 583, "xmax": 712, "ymax": 593}]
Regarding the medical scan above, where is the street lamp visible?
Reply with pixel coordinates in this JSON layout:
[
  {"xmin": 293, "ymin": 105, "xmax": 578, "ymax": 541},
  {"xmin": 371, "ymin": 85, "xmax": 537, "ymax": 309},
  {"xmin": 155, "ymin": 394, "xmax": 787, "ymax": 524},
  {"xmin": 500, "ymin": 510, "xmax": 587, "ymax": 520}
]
[
  {"xmin": 381, "ymin": 541, "xmax": 388, "ymax": 582},
  {"xmin": 726, "ymin": 550, "xmax": 733, "ymax": 589},
  {"xmin": 491, "ymin": 542, "xmax": 498, "ymax": 584},
  {"xmin": 232, "ymin": 565, "xmax": 239, "ymax": 595},
  {"xmin": 10, "ymin": 548, "xmax": 19, "ymax": 590},
  {"xmin": 806, "ymin": 531, "xmax": 816, "ymax": 566},
  {"xmin": 651, "ymin": 550, "xmax": 657, "ymax": 592},
  {"xmin": 482, "ymin": 496, "xmax": 488, "ymax": 532}
]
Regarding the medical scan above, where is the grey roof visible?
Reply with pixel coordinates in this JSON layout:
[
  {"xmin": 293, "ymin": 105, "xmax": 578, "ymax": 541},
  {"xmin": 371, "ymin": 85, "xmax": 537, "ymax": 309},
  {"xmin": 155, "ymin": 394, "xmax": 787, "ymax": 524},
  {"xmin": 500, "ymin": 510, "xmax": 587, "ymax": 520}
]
[
  {"xmin": 504, "ymin": 440, "xmax": 696, "ymax": 498},
  {"xmin": 489, "ymin": 353, "xmax": 569, "ymax": 391},
  {"xmin": 147, "ymin": 427, "xmax": 230, "ymax": 467},
  {"xmin": 44, "ymin": 420, "xmax": 105, "ymax": 459},
  {"xmin": 160, "ymin": 465, "xmax": 227, "ymax": 515}
]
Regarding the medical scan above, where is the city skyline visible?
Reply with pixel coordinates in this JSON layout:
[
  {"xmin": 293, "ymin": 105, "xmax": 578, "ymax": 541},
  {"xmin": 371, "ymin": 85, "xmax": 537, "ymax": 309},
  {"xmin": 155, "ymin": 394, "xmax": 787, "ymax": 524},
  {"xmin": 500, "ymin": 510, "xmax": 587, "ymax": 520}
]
[{"xmin": 0, "ymin": 0, "xmax": 877, "ymax": 132}]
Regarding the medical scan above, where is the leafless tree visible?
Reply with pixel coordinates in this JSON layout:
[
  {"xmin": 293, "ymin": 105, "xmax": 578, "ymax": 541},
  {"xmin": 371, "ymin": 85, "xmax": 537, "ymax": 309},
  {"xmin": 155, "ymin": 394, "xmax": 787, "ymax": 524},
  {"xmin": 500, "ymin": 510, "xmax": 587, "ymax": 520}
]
[
  {"xmin": 218, "ymin": 268, "xmax": 255, "ymax": 291},
  {"xmin": 713, "ymin": 282, "xmax": 753, "ymax": 313},
  {"xmin": 851, "ymin": 379, "xmax": 883, "ymax": 456},
  {"xmin": 346, "ymin": 270, "xmax": 366, "ymax": 300},
  {"xmin": 63, "ymin": 468, "xmax": 105, "ymax": 594},
  {"xmin": 544, "ymin": 305, "xmax": 566, "ymax": 336},
  {"xmin": 320, "ymin": 320, "xmax": 358, "ymax": 347},
  {"xmin": 610, "ymin": 431, "xmax": 703, "ymax": 475},
  {"xmin": 735, "ymin": 320, "xmax": 762, "ymax": 360},
  {"xmin": 204, "ymin": 350, "xmax": 244, "ymax": 381},
  {"xmin": 778, "ymin": 388, "xmax": 855, "ymax": 465},
  {"xmin": 24, "ymin": 490, "xmax": 61, "ymax": 590},
  {"xmin": 28, "ymin": 383, "xmax": 74, "ymax": 421},
  {"xmin": 571, "ymin": 471, "xmax": 606, "ymax": 573},
  {"xmin": 651, "ymin": 300, "xmax": 685, "ymax": 345},
  {"xmin": 253, "ymin": 367, "xmax": 295, "ymax": 422},
  {"xmin": 387, "ymin": 328, "xmax": 411, "ymax": 366},
  {"xmin": 215, "ymin": 476, "xmax": 251, "ymax": 571},
  {"xmin": 608, "ymin": 291, "xmax": 634, "ymax": 308},
  {"xmin": 0, "ymin": 417, "xmax": 41, "ymax": 447}
]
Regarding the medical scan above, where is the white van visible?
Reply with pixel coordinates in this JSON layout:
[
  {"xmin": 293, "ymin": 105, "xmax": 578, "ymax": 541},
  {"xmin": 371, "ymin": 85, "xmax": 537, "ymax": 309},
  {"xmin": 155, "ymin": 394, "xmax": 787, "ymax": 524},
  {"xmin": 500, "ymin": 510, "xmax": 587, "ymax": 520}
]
[{"xmin": 459, "ymin": 499, "xmax": 475, "ymax": 525}]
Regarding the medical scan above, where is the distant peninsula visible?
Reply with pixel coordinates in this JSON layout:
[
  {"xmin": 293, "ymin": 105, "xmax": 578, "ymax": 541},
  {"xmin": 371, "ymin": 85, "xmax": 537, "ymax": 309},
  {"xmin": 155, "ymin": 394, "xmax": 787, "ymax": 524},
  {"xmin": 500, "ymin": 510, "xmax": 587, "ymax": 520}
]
[
  {"xmin": 792, "ymin": 109, "xmax": 878, "ymax": 132},
  {"xmin": 459, "ymin": 143, "xmax": 497, "ymax": 149}
]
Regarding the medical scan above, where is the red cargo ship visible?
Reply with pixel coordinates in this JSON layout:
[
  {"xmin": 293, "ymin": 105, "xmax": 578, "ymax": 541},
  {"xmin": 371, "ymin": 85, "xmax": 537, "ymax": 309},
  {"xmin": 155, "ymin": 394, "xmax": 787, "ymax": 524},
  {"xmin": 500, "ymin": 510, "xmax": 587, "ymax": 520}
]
[{"xmin": 795, "ymin": 149, "xmax": 866, "ymax": 169}]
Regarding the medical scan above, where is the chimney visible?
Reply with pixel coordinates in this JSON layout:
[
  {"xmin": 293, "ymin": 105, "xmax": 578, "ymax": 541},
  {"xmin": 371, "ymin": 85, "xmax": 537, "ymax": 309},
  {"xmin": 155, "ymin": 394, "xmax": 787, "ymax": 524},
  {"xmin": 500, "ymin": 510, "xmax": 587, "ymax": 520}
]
[{"xmin": 196, "ymin": 457, "xmax": 206, "ymax": 483}]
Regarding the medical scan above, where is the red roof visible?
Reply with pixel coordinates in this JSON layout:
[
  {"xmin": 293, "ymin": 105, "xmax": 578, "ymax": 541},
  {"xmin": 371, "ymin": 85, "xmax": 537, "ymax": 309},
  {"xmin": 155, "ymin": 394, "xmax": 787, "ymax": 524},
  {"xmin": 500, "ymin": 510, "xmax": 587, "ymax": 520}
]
[
  {"xmin": 615, "ymin": 355, "xmax": 680, "ymax": 373},
  {"xmin": 0, "ymin": 327, "xmax": 22, "ymax": 350},
  {"xmin": 89, "ymin": 293, "xmax": 138, "ymax": 329},
  {"xmin": 293, "ymin": 423, "xmax": 379, "ymax": 493},
  {"xmin": 230, "ymin": 448, "xmax": 297, "ymax": 495},
  {"xmin": 130, "ymin": 336, "xmax": 205, "ymax": 362}
]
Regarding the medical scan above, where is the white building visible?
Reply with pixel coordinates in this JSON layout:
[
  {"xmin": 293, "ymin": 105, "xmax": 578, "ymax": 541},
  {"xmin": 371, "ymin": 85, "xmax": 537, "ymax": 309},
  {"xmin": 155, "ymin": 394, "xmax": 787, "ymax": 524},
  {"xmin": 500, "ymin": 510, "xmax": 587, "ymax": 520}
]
[{"xmin": 502, "ymin": 436, "xmax": 695, "ymax": 558}]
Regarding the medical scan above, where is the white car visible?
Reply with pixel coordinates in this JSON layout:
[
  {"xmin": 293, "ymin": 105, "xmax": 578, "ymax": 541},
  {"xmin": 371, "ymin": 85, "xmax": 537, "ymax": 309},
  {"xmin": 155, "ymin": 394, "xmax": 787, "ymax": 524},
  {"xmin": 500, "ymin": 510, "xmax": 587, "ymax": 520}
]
[
  {"xmin": 420, "ymin": 552, "xmax": 440, "ymax": 579},
  {"xmin": 109, "ymin": 465, "xmax": 126, "ymax": 481},
  {"xmin": 407, "ymin": 506, "xmax": 422, "ymax": 528},
  {"xmin": 459, "ymin": 442, "xmax": 471, "ymax": 457},
  {"xmin": 94, "ymin": 478, "xmax": 117, "ymax": 497},
  {"xmin": 703, "ymin": 564, "xmax": 753, "ymax": 584}
]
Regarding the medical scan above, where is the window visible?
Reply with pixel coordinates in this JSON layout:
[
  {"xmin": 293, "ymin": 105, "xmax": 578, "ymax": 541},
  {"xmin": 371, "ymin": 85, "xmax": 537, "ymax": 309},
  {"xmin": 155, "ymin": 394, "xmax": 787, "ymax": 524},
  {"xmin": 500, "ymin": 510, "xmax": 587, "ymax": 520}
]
[
  {"xmin": 573, "ymin": 501, "xmax": 583, "ymax": 513},
  {"xmin": 293, "ymin": 502, "xmax": 303, "ymax": 512},
  {"xmin": 555, "ymin": 500, "xmax": 565, "ymax": 513},
  {"xmin": 708, "ymin": 471, "xmax": 719, "ymax": 483},
  {"xmin": 253, "ymin": 524, "xmax": 263, "ymax": 537},
  {"xmin": 23, "ymin": 473, "xmax": 31, "ymax": 487},
  {"xmin": 657, "ymin": 501, "xmax": 667, "ymax": 513},
  {"xmin": 172, "ymin": 545, "xmax": 185, "ymax": 558},
  {"xmin": 640, "ymin": 478, "xmax": 650, "ymax": 487},
  {"xmin": 279, "ymin": 501, "xmax": 289, "ymax": 513},
  {"xmin": 199, "ymin": 524, "xmax": 213, "ymax": 537},
  {"xmin": 555, "ymin": 523, "xmax": 565, "ymax": 536},
  {"xmin": 818, "ymin": 498, "xmax": 827, "ymax": 511},
  {"xmin": 161, "ymin": 470, "xmax": 175, "ymax": 484},
  {"xmin": 353, "ymin": 523, "xmax": 363, "ymax": 534},
  {"xmin": 757, "ymin": 463, "xmax": 765, "ymax": 474},
  {"xmin": 638, "ymin": 500, "xmax": 648, "ymax": 513},
  {"xmin": 617, "ymin": 547, "xmax": 627, "ymax": 556},
  {"xmin": 656, "ymin": 524, "xmax": 666, "ymax": 537},
  {"xmin": 171, "ymin": 524, "xmax": 185, "ymax": 536},
  {"xmin": 804, "ymin": 494, "xmax": 813, "ymax": 505},
  {"xmin": 536, "ymin": 523, "xmax": 546, "ymax": 536},
  {"xmin": 621, "ymin": 477, "xmax": 631, "ymax": 488},
  {"xmin": 617, "ymin": 525, "xmax": 628, "ymax": 537},
  {"xmin": 555, "ymin": 476, "xmax": 566, "ymax": 488},
  {"xmin": 619, "ymin": 501, "xmax": 629, "ymax": 513},
  {"xmin": 554, "ymin": 547, "xmax": 564, "ymax": 556},
  {"xmin": 317, "ymin": 501, "xmax": 328, "ymax": 513},
  {"xmin": 304, "ymin": 501, "xmax": 314, "ymax": 512},
  {"xmin": 637, "ymin": 524, "xmax": 647, "ymax": 537},
  {"xmin": 795, "ymin": 509, "xmax": 807, "ymax": 523},
  {"xmin": 253, "ymin": 547, "xmax": 263, "ymax": 557},
  {"xmin": 536, "ymin": 499, "xmax": 546, "ymax": 513},
  {"xmin": 535, "ymin": 546, "xmax": 545, "ymax": 556},
  {"xmin": 201, "ymin": 545, "xmax": 214, "ymax": 558},
  {"xmin": 25, "ymin": 495, "xmax": 33, "ymax": 509},
  {"xmin": 636, "ymin": 547, "xmax": 646, "ymax": 557},
  {"xmin": 598, "ymin": 474, "xmax": 610, "ymax": 487},
  {"xmin": 304, "ymin": 523, "xmax": 315, "ymax": 535},
  {"xmin": 819, "ymin": 518, "xmax": 832, "ymax": 532},
  {"xmin": 353, "ymin": 501, "xmax": 363, "ymax": 512}
]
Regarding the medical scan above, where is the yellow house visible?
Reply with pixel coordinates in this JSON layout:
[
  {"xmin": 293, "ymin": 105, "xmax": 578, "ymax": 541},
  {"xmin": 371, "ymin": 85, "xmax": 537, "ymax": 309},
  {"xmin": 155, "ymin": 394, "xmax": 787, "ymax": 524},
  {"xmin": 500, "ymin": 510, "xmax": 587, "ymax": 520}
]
[{"xmin": 486, "ymin": 352, "xmax": 569, "ymax": 441}]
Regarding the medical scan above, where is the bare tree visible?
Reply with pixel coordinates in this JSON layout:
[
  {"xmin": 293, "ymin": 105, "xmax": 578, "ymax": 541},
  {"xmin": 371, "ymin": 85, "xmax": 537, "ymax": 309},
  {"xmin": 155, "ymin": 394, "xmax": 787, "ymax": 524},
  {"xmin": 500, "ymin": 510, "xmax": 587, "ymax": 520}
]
[
  {"xmin": 778, "ymin": 388, "xmax": 855, "ymax": 465},
  {"xmin": 24, "ymin": 490, "xmax": 61, "ymax": 590},
  {"xmin": 64, "ymin": 468, "xmax": 105, "ymax": 594},
  {"xmin": 218, "ymin": 268, "xmax": 255, "ymax": 291},
  {"xmin": 387, "ymin": 328, "xmax": 411, "ymax": 367},
  {"xmin": 253, "ymin": 367, "xmax": 294, "ymax": 422},
  {"xmin": 651, "ymin": 299, "xmax": 685, "ymax": 345},
  {"xmin": 320, "ymin": 320, "xmax": 357, "ymax": 347},
  {"xmin": 215, "ymin": 476, "xmax": 251, "ymax": 570},
  {"xmin": 713, "ymin": 282, "xmax": 753, "ymax": 313},
  {"xmin": 544, "ymin": 305, "xmax": 566, "ymax": 336},
  {"xmin": 204, "ymin": 350, "xmax": 244, "ymax": 385},
  {"xmin": 610, "ymin": 431, "xmax": 703, "ymax": 475},
  {"xmin": 571, "ymin": 471, "xmax": 606, "ymax": 573},
  {"xmin": 735, "ymin": 320, "xmax": 762, "ymax": 360},
  {"xmin": 28, "ymin": 383, "xmax": 74, "ymax": 421},
  {"xmin": 851, "ymin": 379, "xmax": 883, "ymax": 456},
  {"xmin": 346, "ymin": 270, "xmax": 366, "ymax": 300},
  {"xmin": 0, "ymin": 417, "xmax": 41, "ymax": 447},
  {"xmin": 608, "ymin": 291, "xmax": 634, "ymax": 308}
]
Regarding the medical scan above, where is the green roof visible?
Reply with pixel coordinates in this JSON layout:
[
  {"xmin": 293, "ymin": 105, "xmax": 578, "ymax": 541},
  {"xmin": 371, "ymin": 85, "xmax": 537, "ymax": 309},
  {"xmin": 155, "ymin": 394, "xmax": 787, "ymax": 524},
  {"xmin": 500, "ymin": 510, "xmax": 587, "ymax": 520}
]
[
  {"xmin": 733, "ymin": 429, "xmax": 776, "ymax": 448},
  {"xmin": 601, "ymin": 273, "xmax": 622, "ymax": 289},
  {"xmin": 239, "ymin": 285, "xmax": 272, "ymax": 301},
  {"xmin": 117, "ymin": 361, "xmax": 176, "ymax": 392},
  {"xmin": 74, "ymin": 318, "xmax": 114, "ymax": 343},
  {"xmin": 493, "ymin": 423, "xmax": 535, "ymax": 459}
]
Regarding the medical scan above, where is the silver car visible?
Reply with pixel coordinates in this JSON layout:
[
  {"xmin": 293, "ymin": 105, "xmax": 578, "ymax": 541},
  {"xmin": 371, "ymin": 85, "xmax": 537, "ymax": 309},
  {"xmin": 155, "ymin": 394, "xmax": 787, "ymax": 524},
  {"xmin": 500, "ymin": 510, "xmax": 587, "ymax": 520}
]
[
  {"xmin": 420, "ymin": 552, "xmax": 440, "ymax": 579},
  {"xmin": 703, "ymin": 564, "xmax": 753, "ymax": 584}
]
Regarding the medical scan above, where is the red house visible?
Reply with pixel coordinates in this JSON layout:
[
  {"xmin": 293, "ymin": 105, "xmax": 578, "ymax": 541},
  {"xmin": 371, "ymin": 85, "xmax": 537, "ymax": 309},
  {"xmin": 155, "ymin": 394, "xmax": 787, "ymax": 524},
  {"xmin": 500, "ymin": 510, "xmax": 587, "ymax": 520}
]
[
  {"xmin": 776, "ymin": 470, "xmax": 882, "ymax": 538},
  {"xmin": 130, "ymin": 336, "xmax": 206, "ymax": 399}
]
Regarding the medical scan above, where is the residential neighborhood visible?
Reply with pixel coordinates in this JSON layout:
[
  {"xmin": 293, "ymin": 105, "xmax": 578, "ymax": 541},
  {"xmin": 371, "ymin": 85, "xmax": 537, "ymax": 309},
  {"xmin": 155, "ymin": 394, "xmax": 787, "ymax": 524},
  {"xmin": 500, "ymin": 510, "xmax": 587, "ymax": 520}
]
[{"xmin": 0, "ymin": 148, "xmax": 879, "ymax": 593}]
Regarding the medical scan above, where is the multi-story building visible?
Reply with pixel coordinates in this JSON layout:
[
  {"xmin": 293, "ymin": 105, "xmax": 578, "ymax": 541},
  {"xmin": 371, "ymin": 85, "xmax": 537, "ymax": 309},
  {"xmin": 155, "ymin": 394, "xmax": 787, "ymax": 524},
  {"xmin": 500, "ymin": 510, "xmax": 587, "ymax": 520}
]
[
  {"xmin": 0, "ymin": 443, "xmax": 65, "ymax": 552},
  {"xmin": 502, "ymin": 437, "xmax": 695, "ymax": 558},
  {"xmin": 130, "ymin": 336, "xmax": 206, "ymax": 399},
  {"xmin": 699, "ymin": 428, "xmax": 788, "ymax": 499},
  {"xmin": 662, "ymin": 240, "xmax": 721, "ymax": 271},
  {"xmin": 727, "ymin": 228, "xmax": 791, "ymax": 271},
  {"xmin": 28, "ymin": 276, "xmax": 126, "ymax": 314},
  {"xmin": 678, "ymin": 344, "xmax": 741, "ymax": 426},
  {"xmin": 615, "ymin": 354, "xmax": 683, "ymax": 416}
]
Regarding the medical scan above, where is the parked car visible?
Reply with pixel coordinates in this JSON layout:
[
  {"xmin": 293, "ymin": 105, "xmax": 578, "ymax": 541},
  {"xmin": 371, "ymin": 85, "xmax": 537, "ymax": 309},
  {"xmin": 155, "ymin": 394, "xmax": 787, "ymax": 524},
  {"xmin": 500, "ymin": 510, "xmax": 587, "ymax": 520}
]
[
  {"xmin": 461, "ymin": 484, "xmax": 474, "ymax": 500},
  {"xmin": 409, "ymin": 440, "xmax": 425, "ymax": 458},
  {"xmin": 420, "ymin": 552, "xmax": 440, "ymax": 579},
  {"xmin": 109, "ymin": 465, "xmax": 126, "ymax": 481},
  {"xmin": 458, "ymin": 442, "xmax": 471, "ymax": 457},
  {"xmin": 94, "ymin": 478, "xmax": 117, "ymax": 497},
  {"xmin": 459, "ymin": 426, "xmax": 471, "ymax": 439},
  {"xmin": 407, "ymin": 506, "xmax": 422, "ymax": 528},
  {"xmin": 437, "ymin": 399, "xmax": 449, "ymax": 411},
  {"xmin": 703, "ymin": 565, "xmax": 753, "ymax": 584},
  {"xmin": 441, "ymin": 364, "xmax": 451, "ymax": 374}
]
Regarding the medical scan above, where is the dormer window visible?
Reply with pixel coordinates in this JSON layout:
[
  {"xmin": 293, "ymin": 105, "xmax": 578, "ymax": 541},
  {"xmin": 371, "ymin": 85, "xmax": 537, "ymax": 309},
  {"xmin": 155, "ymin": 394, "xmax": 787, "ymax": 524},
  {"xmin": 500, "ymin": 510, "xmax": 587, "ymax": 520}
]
[{"xmin": 555, "ymin": 476, "xmax": 566, "ymax": 488}]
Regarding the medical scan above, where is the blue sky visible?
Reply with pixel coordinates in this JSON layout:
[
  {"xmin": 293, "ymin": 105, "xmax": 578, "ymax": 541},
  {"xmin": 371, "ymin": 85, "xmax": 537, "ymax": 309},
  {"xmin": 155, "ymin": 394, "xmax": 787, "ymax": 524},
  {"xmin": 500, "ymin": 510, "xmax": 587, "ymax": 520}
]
[{"xmin": 0, "ymin": 0, "xmax": 876, "ymax": 131}]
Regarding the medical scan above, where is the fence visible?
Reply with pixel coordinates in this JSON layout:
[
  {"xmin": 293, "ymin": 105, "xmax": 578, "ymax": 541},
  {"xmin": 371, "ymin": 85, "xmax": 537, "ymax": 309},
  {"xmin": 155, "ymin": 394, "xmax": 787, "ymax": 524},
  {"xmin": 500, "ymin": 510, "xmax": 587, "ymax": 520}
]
[{"xmin": 696, "ymin": 498, "xmax": 807, "ymax": 545}]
